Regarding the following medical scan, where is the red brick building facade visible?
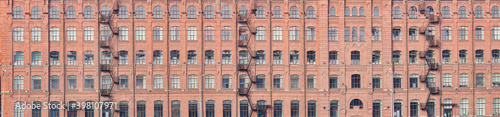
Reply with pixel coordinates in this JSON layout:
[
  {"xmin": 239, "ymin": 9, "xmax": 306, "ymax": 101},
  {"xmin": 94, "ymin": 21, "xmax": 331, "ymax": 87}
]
[{"xmin": 2, "ymin": 0, "xmax": 500, "ymax": 117}]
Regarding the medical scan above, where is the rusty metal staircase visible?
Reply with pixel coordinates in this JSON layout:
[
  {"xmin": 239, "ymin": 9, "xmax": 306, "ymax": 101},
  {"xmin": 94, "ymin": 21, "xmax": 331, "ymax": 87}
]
[
  {"xmin": 236, "ymin": 11, "xmax": 270, "ymax": 116},
  {"xmin": 417, "ymin": 2, "xmax": 442, "ymax": 111},
  {"xmin": 98, "ymin": 2, "xmax": 121, "ymax": 116}
]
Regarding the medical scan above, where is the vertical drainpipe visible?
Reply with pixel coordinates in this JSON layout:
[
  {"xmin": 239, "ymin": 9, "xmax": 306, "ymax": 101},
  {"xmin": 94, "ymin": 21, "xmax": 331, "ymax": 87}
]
[
  {"xmin": 471, "ymin": 0, "xmax": 475, "ymax": 116},
  {"xmin": 165, "ymin": 0, "xmax": 171, "ymax": 116},
  {"xmin": 200, "ymin": 0, "xmax": 205, "ymax": 116},
  {"xmin": 234, "ymin": 0, "xmax": 239, "ymax": 116},
  {"xmin": 390, "ymin": 0, "xmax": 395, "ymax": 117},
  {"xmin": 131, "ymin": 0, "xmax": 136, "ymax": 116},
  {"xmin": 62, "ymin": 0, "xmax": 67, "ymax": 116},
  {"xmin": 438, "ymin": 0, "xmax": 443, "ymax": 116},
  {"xmin": 46, "ymin": 0, "xmax": 52, "ymax": 116},
  {"xmin": 96, "ymin": 0, "xmax": 101, "ymax": 115},
  {"xmin": 302, "ymin": 0, "xmax": 307, "ymax": 117},
  {"xmin": 268, "ymin": 0, "xmax": 273, "ymax": 116}
]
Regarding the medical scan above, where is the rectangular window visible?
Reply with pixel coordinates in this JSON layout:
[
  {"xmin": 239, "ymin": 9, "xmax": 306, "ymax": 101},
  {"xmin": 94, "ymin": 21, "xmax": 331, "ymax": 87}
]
[
  {"xmin": 460, "ymin": 73, "xmax": 469, "ymax": 87},
  {"xmin": 119, "ymin": 27, "xmax": 128, "ymax": 41},
  {"xmin": 170, "ymin": 75, "xmax": 180, "ymax": 89},
  {"xmin": 372, "ymin": 101, "xmax": 381, "ymax": 117},
  {"xmin": 153, "ymin": 27, "xmax": 163, "ymax": 41},
  {"xmin": 188, "ymin": 75, "xmax": 198, "ymax": 89},
  {"xmin": 14, "ymin": 27, "xmax": 24, "ymax": 42},
  {"xmin": 477, "ymin": 98, "xmax": 485, "ymax": 116},
  {"xmin": 373, "ymin": 75, "xmax": 381, "ymax": 89},
  {"xmin": 329, "ymin": 75, "xmax": 338, "ymax": 89},
  {"xmin": 443, "ymin": 74, "xmax": 452, "ymax": 87},
  {"xmin": 206, "ymin": 101, "xmax": 214, "ymax": 117},
  {"xmin": 273, "ymin": 27, "xmax": 282, "ymax": 41},
  {"xmin": 187, "ymin": 27, "xmax": 198, "ymax": 41},
  {"xmin": 344, "ymin": 27, "xmax": 350, "ymax": 41},
  {"xmin": 393, "ymin": 75, "xmax": 402, "ymax": 88},
  {"xmin": 84, "ymin": 76, "xmax": 94, "ymax": 89},
  {"xmin": 307, "ymin": 75, "xmax": 317, "ymax": 89},
  {"xmin": 291, "ymin": 101, "xmax": 300, "ymax": 117},
  {"xmin": 409, "ymin": 27, "xmax": 418, "ymax": 41},
  {"xmin": 205, "ymin": 27, "xmax": 215, "ymax": 41},
  {"xmin": 291, "ymin": 75, "xmax": 300, "ymax": 89},
  {"xmin": 476, "ymin": 74, "xmax": 485, "ymax": 87},
  {"xmin": 84, "ymin": 27, "xmax": 94, "ymax": 41},
  {"xmin": 222, "ymin": 75, "xmax": 232, "ymax": 89},
  {"xmin": 240, "ymin": 101, "xmax": 249, "ymax": 117},
  {"xmin": 50, "ymin": 27, "xmax": 60, "ymax": 41},
  {"xmin": 459, "ymin": 26, "xmax": 468, "ymax": 40},
  {"xmin": 392, "ymin": 27, "xmax": 401, "ymax": 41},
  {"xmin": 290, "ymin": 27, "xmax": 299, "ymax": 41},
  {"xmin": 442, "ymin": 27, "xmax": 451, "ymax": 40},
  {"xmin": 31, "ymin": 27, "xmax": 41, "ymax": 41},
  {"xmin": 170, "ymin": 27, "xmax": 180, "ymax": 41},
  {"xmin": 273, "ymin": 75, "xmax": 283, "ymax": 89},
  {"xmin": 256, "ymin": 75, "xmax": 266, "ymax": 89},
  {"xmin": 67, "ymin": 27, "xmax": 77, "ymax": 41},
  {"xmin": 410, "ymin": 75, "xmax": 419, "ymax": 88},
  {"xmin": 475, "ymin": 27, "xmax": 484, "ymax": 40},
  {"xmin": 306, "ymin": 27, "xmax": 316, "ymax": 41},
  {"xmin": 222, "ymin": 27, "xmax": 231, "ymax": 41},
  {"xmin": 410, "ymin": 101, "xmax": 419, "ymax": 117},
  {"xmin": 256, "ymin": 27, "xmax": 265, "ymax": 41},
  {"xmin": 329, "ymin": 27, "xmax": 338, "ymax": 41},
  {"xmin": 372, "ymin": 27, "xmax": 381, "ymax": 41}
]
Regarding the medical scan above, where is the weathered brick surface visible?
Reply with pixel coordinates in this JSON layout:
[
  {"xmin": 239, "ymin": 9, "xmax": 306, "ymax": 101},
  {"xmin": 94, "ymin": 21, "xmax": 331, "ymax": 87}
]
[{"xmin": 2, "ymin": 0, "xmax": 500, "ymax": 117}]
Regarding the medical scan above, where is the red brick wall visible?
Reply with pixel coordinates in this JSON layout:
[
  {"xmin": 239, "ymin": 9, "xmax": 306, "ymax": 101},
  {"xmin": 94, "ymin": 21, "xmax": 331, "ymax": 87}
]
[{"xmin": 1, "ymin": 0, "xmax": 500, "ymax": 117}]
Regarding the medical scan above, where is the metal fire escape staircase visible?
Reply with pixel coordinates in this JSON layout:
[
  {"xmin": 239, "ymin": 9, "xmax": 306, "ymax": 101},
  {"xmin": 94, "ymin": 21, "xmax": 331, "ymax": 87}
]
[
  {"xmin": 236, "ymin": 11, "xmax": 271, "ymax": 116},
  {"xmin": 416, "ymin": 2, "xmax": 443, "ymax": 110},
  {"xmin": 98, "ymin": 2, "xmax": 121, "ymax": 116}
]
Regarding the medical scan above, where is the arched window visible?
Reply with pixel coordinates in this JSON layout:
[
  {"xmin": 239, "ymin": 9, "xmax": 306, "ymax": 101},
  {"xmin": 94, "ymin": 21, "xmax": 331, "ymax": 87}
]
[
  {"xmin": 307, "ymin": 51, "xmax": 316, "ymax": 64},
  {"xmin": 330, "ymin": 7, "xmax": 336, "ymax": 16},
  {"xmin": 13, "ymin": 6, "xmax": 23, "ymax": 19},
  {"xmin": 67, "ymin": 51, "xmax": 77, "ymax": 65},
  {"xmin": 256, "ymin": 6, "xmax": 265, "ymax": 18},
  {"xmin": 187, "ymin": 50, "xmax": 197, "ymax": 64},
  {"xmin": 359, "ymin": 7, "xmax": 365, "ymax": 16},
  {"xmin": 31, "ymin": 6, "xmax": 41, "ymax": 19},
  {"xmin": 307, "ymin": 100, "xmax": 317, "ymax": 117},
  {"xmin": 345, "ymin": 7, "xmax": 350, "ymax": 16},
  {"xmin": 135, "ymin": 50, "xmax": 146, "ymax": 64},
  {"xmin": 392, "ymin": 7, "xmax": 401, "ymax": 19},
  {"xmin": 493, "ymin": 6, "xmax": 500, "ymax": 18},
  {"xmin": 273, "ymin": 50, "xmax": 282, "ymax": 64},
  {"xmin": 475, "ymin": 6, "xmax": 483, "ymax": 18},
  {"xmin": 442, "ymin": 6, "xmax": 451, "ymax": 18},
  {"xmin": 31, "ymin": 51, "xmax": 41, "ymax": 66},
  {"xmin": 84, "ymin": 6, "xmax": 93, "ymax": 19},
  {"xmin": 273, "ymin": 6, "xmax": 282, "ymax": 18},
  {"xmin": 204, "ymin": 6, "xmax": 214, "ymax": 19},
  {"xmin": 171, "ymin": 100, "xmax": 181, "ymax": 117},
  {"xmin": 66, "ymin": 6, "xmax": 76, "ymax": 18},
  {"xmin": 49, "ymin": 51, "xmax": 60, "ymax": 65},
  {"xmin": 425, "ymin": 6, "xmax": 434, "ymax": 18},
  {"xmin": 459, "ymin": 6, "xmax": 467, "ymax": 18},
  {"xmin": 205, "ymin": 50, "xmax": 215, "ymax": 64},
  {"xmin": 119, "ymin": 101, "xmax": 129, "ymax": 116},
  {"xmin": 373, "ymin": 7, "xmax": 379, "ymax": 16},
  {"xmin": 136, "ymin": 6, "xmax": 146, "ymax": 19},
  {"xmin": 50, "ymin": 7, "xmax": 59, "ymax": 19},
  {"xmin": 290, "ymin": 6, "xmax": 299, "ymax": 18},
  {"xmin": 153, "ymin": 6, "xmax": 163, "ymax": 19},
  {"xmin": 239, "ymin": 6, "xmax": 248, "ymax": 18},
  {"xmin": 14, "ymin": 101, "xmax": 24, "ymax": 117},
  {"xmin": 101, "ymin": 6, "xmax": 111, "ymax": 16},
  {"xmin": 119, "ymin": 6, "xmax": 128, "ymax": 19},
  {"xmin": 409, "ymin": 6, "xmax": 418, "ymax": 19},
  {"xmin": 154, "ymin": 101, "xmax": 163, "ymax": 117},
  {"xmin": 222, "ymin": 6, "xmax": 231, "ymax": 18},
  {"xmin": 306, "ymin": 6, "xmax": 316, "ymax": 18},
  {"xmin": 350, "ymin": 99, "xmax": 363, "ymax": 109},
  {"xmin": 187, "ymin": 6, "xmax": 197, "ymax": 18},
  {"xmin": 170, "ymin": 6, "xmax": 180, "ymax": 19},
  {"xmin": 476, "ymin": 50, "xmax": 484, "ymax": 64},
  {"xmin": 352, "ymin": 7, "xmax": 358, "ymax": 16}
]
